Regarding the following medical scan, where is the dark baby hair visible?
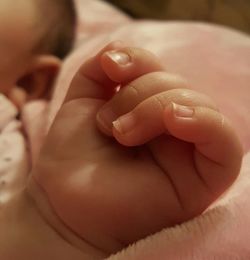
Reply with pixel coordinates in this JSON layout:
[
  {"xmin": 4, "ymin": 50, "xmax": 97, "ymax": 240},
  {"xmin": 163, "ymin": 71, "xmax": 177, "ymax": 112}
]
[{"xmin": 34, "ymin": 0, "xmax": 77, "ymax": 59}]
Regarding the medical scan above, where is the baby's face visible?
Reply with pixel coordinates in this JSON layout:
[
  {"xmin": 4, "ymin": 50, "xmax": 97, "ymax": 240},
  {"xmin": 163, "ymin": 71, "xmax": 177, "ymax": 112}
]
[{"xmin": 0, "ymin": 0, "xmax": 38, "ymax": 97}]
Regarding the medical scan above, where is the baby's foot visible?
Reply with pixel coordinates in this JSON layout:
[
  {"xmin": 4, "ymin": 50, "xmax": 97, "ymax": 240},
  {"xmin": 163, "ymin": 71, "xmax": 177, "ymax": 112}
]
[{"xmin": 28, "ymin": 42, "xmax": 243, "ymax": 258}]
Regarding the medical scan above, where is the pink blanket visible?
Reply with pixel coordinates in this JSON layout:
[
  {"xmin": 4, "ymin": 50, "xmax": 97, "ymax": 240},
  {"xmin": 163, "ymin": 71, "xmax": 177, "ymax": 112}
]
[{"xmin": 3, "ymin": 0, "xmax": 250, "ymax": 258}]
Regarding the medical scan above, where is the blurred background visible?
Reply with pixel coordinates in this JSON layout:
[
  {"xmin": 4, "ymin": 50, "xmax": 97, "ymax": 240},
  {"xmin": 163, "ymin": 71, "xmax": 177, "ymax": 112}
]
[{"xmin": 104, "ymin": 0, "xmax": 250, "ymax": 34}]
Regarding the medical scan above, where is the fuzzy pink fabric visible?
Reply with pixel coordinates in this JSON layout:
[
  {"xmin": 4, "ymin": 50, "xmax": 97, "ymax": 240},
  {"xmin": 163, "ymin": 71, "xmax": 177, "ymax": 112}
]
[
  {"xmin": 75, "ymin": 0, "xmax": 130, "ymax": 39},
  {"xmin": 2, "ymin": 0, "xmax": 250, "ymax": 258}
]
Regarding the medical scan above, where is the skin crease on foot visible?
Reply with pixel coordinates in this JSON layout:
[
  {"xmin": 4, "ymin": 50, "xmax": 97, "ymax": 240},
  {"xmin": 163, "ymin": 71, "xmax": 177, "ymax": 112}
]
[{"xmin": 20, "ymin": 41, "xmax": 243, "ymax": 259}]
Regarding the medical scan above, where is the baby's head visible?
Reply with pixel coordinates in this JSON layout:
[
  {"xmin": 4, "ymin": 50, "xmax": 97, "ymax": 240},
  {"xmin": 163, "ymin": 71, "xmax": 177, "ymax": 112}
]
[{"xmin": 0, "ymin": 0, "xmax": 76, "ymax": 107}]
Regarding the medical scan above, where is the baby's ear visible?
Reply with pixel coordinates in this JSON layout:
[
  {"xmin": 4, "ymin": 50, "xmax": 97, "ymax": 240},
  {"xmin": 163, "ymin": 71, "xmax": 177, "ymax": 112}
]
[{"xmin": 17, "ymin": 55, "xmax": 61, "ymax": 101}]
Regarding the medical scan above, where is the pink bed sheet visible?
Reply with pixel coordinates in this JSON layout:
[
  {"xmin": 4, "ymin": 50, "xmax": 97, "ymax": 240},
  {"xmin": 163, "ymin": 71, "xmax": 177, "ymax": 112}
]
[{"xmin": 3, "ymin": 0, "xmax": 250, "ymax": 258}]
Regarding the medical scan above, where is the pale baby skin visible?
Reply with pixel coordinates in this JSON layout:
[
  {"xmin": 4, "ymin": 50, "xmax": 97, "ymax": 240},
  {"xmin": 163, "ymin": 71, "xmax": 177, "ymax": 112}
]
[{"xmin": 22, "ymin": 42, "xmax": 243, "ymax": 259}]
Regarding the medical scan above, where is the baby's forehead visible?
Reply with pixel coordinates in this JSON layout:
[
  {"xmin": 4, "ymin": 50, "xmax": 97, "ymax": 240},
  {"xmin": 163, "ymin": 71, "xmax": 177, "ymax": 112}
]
[{"xmin": 0, "ymin": 0, "xmax": 41, "ymax": 54}]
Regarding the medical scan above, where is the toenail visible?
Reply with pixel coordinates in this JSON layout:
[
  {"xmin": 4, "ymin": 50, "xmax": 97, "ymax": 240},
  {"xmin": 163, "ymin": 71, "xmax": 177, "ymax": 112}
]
[{"xmin": 105, "ymin": 51, "xmax": 132, "ymax": 66}]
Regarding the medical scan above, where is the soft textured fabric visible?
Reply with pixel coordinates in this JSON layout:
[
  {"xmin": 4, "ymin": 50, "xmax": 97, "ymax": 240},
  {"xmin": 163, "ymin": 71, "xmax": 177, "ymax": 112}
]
[
  {"xmin": 0, "ymin": 95, "xmax": 29, "ymax": 205},
  {"xmin": 2, "ymin": 0, "xmax": 250, "ymax": 258}
]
